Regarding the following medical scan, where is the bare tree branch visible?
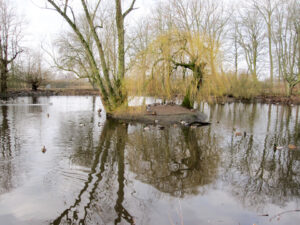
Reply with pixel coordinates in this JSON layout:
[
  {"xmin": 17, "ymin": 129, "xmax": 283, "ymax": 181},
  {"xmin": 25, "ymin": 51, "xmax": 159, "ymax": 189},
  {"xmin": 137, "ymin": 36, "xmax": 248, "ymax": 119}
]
[{"xmin": 123, "ymin": 0, "xmax": 137, "ymax": 18}]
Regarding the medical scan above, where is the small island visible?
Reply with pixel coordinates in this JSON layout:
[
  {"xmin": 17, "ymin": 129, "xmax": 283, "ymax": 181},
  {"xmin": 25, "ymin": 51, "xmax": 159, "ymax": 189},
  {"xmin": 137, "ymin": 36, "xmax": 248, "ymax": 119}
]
[{"xmin": 108, "ymin": 103, "xmax": 209, "ymax": 126}]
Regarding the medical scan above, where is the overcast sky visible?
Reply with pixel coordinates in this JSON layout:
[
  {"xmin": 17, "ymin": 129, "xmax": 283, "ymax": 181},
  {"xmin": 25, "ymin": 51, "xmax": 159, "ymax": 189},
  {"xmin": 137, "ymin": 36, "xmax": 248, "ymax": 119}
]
[{"xmin": 11, "ymin": 0, "xmax": 156, "ymax": 49}]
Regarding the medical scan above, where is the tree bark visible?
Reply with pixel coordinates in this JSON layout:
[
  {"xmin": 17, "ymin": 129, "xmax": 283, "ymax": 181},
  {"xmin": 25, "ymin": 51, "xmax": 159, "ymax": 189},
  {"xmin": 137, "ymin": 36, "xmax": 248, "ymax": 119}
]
[
  {"xmin": 116, "ymin": 0, "xmax": 125, "ymax": 81},
  {"xmin": 0, "ymin": 62, "xmax": 8, "ymax": 93}
]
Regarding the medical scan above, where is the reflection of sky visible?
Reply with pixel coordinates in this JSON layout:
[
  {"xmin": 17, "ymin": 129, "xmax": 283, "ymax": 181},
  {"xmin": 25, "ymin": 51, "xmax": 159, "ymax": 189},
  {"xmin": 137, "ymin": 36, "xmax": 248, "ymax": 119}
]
[
  {"xmin": 0, "ymin": 96, "xmax": 106, "ymax": 224},
  {"xmin": 0, "ymin": 97, "xmax": 299, "ymax": 225}
]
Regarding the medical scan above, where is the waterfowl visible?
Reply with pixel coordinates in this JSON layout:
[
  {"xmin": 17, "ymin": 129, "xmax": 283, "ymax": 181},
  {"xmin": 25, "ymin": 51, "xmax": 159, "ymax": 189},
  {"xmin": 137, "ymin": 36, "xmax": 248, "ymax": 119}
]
[
  {"xmin": 273, "ymin": 144, "xmax": 283, "ymax": 151},
  {"xmin": 235, "ymin": 132, "xmax": 242, "ymax": 136},
  {"xmin": 288, "ymin": 144, "xmax": 297, "ymax": 150},
  {"xmin": 158, "ymin": 125, "xmax": 165, "ymax": 130},
  {"xmin": 146, "ymin": 105, "xmax": 151, "ymax": 111},
  {"xmin": 143, "ymin": 126, "xmax": 150, "ymax": 131},
  {"xmin": 180, "ymin": 120, "xmax": 188, "ymax": 126}
]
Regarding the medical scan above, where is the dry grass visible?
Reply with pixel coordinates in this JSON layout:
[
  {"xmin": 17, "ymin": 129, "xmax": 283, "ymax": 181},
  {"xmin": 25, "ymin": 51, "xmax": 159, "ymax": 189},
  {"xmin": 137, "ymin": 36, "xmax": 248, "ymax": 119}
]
[
  {"xmin": 112, "ymin": 104, "xmax": 146, "ymax": 116},
  {"xmin": 125, "ymin": 69, "xmax": 300, "ymax": 104}
]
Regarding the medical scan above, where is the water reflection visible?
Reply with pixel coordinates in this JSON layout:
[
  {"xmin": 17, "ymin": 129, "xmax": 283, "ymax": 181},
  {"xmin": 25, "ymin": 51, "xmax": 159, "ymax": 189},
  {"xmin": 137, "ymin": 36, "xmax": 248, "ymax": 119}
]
[
  {"xmin": 0, "ymin": 106, "xmax": 13, "ymax": 195},
  {"xmin": 51, "ymin": 120, "xmax": 134, "ymax": 225},
  {"xmin": 51, "ymin": 119, "xmax": 220, "ymax": 224},
  {"xmin": 127, "ymin": 125, "xmax": 220, "ymax": 197},
  {"xmin": 221, "ymin": 103, "xmax": 300, "ymax": 211},
  {"xmin": 0, "ymin": 98, "xmax": 300, "ymax": 225},
  {"xmin": 1, "ymin": 105, "xmax": 11, "ymax": 158}
]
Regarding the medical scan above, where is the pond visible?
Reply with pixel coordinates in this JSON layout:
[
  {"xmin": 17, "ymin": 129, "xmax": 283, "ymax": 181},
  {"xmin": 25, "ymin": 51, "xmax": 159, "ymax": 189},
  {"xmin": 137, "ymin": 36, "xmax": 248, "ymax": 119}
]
[{"xmin": 0, "ymin": 96, "xmax": 299, "ymax": 225}]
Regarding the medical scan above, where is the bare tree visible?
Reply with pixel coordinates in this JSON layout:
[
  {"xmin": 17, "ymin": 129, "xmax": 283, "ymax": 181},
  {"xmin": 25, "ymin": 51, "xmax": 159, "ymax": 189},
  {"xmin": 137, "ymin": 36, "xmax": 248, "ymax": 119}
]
[
  {"xmin": 0, "ymin": 0, "xmax": 23, "ymax": 94},
  {"xmin": 273, "ymin": 0, "xmax": 300, "ymax": 96},
  {"xmin": 230, "ymin": 20, "xmax": 241, "ymax": 76},
  {"xmin": 22, "ymin": 50, "xmax": 49, "ymax": 91},
  {"xmin": 50, "ymin": 16, "xmax": 98, "ymax": 87},
  {"xmin": 252, "ymin": 0, "xmax": 279, "ymax": 89},
  {"xmin": 46, "ymin": 0, "xmax": 136, "ymax": 112},
  {"xmin": 236, "ymin": 7, "xmax": 265, "ymax": 80}
]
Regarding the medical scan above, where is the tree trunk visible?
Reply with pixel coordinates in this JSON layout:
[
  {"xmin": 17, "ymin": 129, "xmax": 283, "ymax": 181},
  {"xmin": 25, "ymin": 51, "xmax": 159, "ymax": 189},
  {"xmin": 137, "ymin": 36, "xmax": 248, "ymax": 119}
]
[
  {"xmin": 116, "ymin": 0, "xmax": 125, "ymax": 81},
  {"xmin": 267, "ymin": 20, "xmax": 274, "ymax": 90},
  {"xmin": 0, "ymin": 64, "xmax": 8, "ymax": 94},
  {"xmin": 115, "ymin": 0, "xmax": 126, "ymax": 102},
  {"xmin": 182, "ymin": 87, "xmax": 193, "ymax": 109},
  {"xmin": 194, "ymin": 65, "xmax": 203, "ymax": 90},
  {"xmin": 32, "ymin": 82, "xmax": 38, "ymax": 91}
]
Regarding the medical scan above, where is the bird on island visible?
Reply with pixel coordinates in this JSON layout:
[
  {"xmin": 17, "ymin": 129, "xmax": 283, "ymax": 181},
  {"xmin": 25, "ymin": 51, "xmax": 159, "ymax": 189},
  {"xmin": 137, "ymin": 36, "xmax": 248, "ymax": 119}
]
[
  {"xmin": 180, "ymin": 120, "xmax": 189, "ymax": 126},
  {"xmin": 42, "ymin": 146, "xmax": 46, "ymax": 153},
  {"xmin": 143, "ymin": 126, "xmax": 150, "ymax": 131},
  {"xmin": 146, "ymin": 105, "xmax": 151, "ymax": 112}
]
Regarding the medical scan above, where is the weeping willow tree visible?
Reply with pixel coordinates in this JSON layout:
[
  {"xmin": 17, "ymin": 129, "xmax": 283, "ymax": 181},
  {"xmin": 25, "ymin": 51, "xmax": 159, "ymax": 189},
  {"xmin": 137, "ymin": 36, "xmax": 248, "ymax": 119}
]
[
  {"xmin": 130, "ymin": 29, "xmax": 220, "ymax": 108},
  {"xmin": 46, "ymin": 0, "xmax": 136, "ymax": 112}
]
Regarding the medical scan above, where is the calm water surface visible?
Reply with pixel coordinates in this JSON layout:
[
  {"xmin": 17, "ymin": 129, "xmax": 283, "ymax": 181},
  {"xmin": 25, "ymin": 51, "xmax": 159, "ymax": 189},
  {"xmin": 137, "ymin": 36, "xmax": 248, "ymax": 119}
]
[{"xmin": 0, "ymin": 96, "xmax": 299, "ymax": 225}]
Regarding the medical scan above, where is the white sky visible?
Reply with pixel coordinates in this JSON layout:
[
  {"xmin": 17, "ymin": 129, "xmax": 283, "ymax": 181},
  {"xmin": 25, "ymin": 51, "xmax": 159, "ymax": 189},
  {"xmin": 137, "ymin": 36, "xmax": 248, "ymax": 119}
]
[{"xmin": 12, "ymin": 0, "xmax": 156, "ymax": 49}]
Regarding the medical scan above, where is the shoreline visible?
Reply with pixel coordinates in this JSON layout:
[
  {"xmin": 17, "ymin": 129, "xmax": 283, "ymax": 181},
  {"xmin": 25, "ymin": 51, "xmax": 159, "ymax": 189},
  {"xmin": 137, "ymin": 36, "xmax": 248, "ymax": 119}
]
[
  {"xmin": 0, "ymin": 89, "xmax": 99, "ymax": 98},
  {"xmin": 1, "ymin": 89, "xmax": 300, "ymax": 105}
]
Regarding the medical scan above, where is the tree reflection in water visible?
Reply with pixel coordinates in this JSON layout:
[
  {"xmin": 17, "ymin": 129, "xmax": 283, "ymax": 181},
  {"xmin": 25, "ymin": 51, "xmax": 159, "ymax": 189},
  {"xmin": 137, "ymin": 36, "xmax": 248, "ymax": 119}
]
[
  {"xmin": 51, "ymin": 118, "xmax": 220, "ymax": 224},
  {"xmin": 126, "ymin": 125, "xmax": 220, "ymax": 197},
  {"xmin": 0, "ymin": 105, "xmax": 13, "ymax": 194},
  {"xmin": 37, "ymin": 101, "xmax": 300, "ymax": 224},
  {"xmin": 222, "ymin": 103, "xmax": 300, "ymax": 210},
  {"xmin": 0, "ymin": 105, "xmax": 21, "ymax": 195},
  {"xmin": 51, "ymin": 120, "xmax": 134, "ymax": 225}
]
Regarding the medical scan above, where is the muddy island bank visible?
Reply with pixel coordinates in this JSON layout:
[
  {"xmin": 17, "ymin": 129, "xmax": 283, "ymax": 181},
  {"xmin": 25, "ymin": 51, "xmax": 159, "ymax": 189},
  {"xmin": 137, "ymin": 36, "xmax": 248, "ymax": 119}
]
[{"xmin": 108, "ymin": 104, "xmax": 210, "ymax": 126}]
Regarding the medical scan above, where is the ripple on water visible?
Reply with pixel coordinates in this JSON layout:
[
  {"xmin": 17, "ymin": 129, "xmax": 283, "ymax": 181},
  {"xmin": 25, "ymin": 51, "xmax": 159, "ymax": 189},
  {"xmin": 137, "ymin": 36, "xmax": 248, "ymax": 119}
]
[{"xmin": 0, "ymin": 97, "xmax": 299, "ymax": 225}]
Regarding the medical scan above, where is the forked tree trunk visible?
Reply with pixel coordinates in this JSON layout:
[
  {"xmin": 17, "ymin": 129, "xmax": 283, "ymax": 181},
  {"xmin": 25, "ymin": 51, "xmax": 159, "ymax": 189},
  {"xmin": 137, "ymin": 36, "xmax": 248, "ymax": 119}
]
[{"xmin": 47, "ymin": 0, "xmax": 136, "ymax": 112}]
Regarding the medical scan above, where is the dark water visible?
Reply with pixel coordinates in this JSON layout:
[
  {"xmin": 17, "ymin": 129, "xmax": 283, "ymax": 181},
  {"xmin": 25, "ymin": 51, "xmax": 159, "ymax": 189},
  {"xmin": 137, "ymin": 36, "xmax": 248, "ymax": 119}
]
[{"xmin": 0, "ymin": 96, "xmax": 299, "ymax": 225}]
